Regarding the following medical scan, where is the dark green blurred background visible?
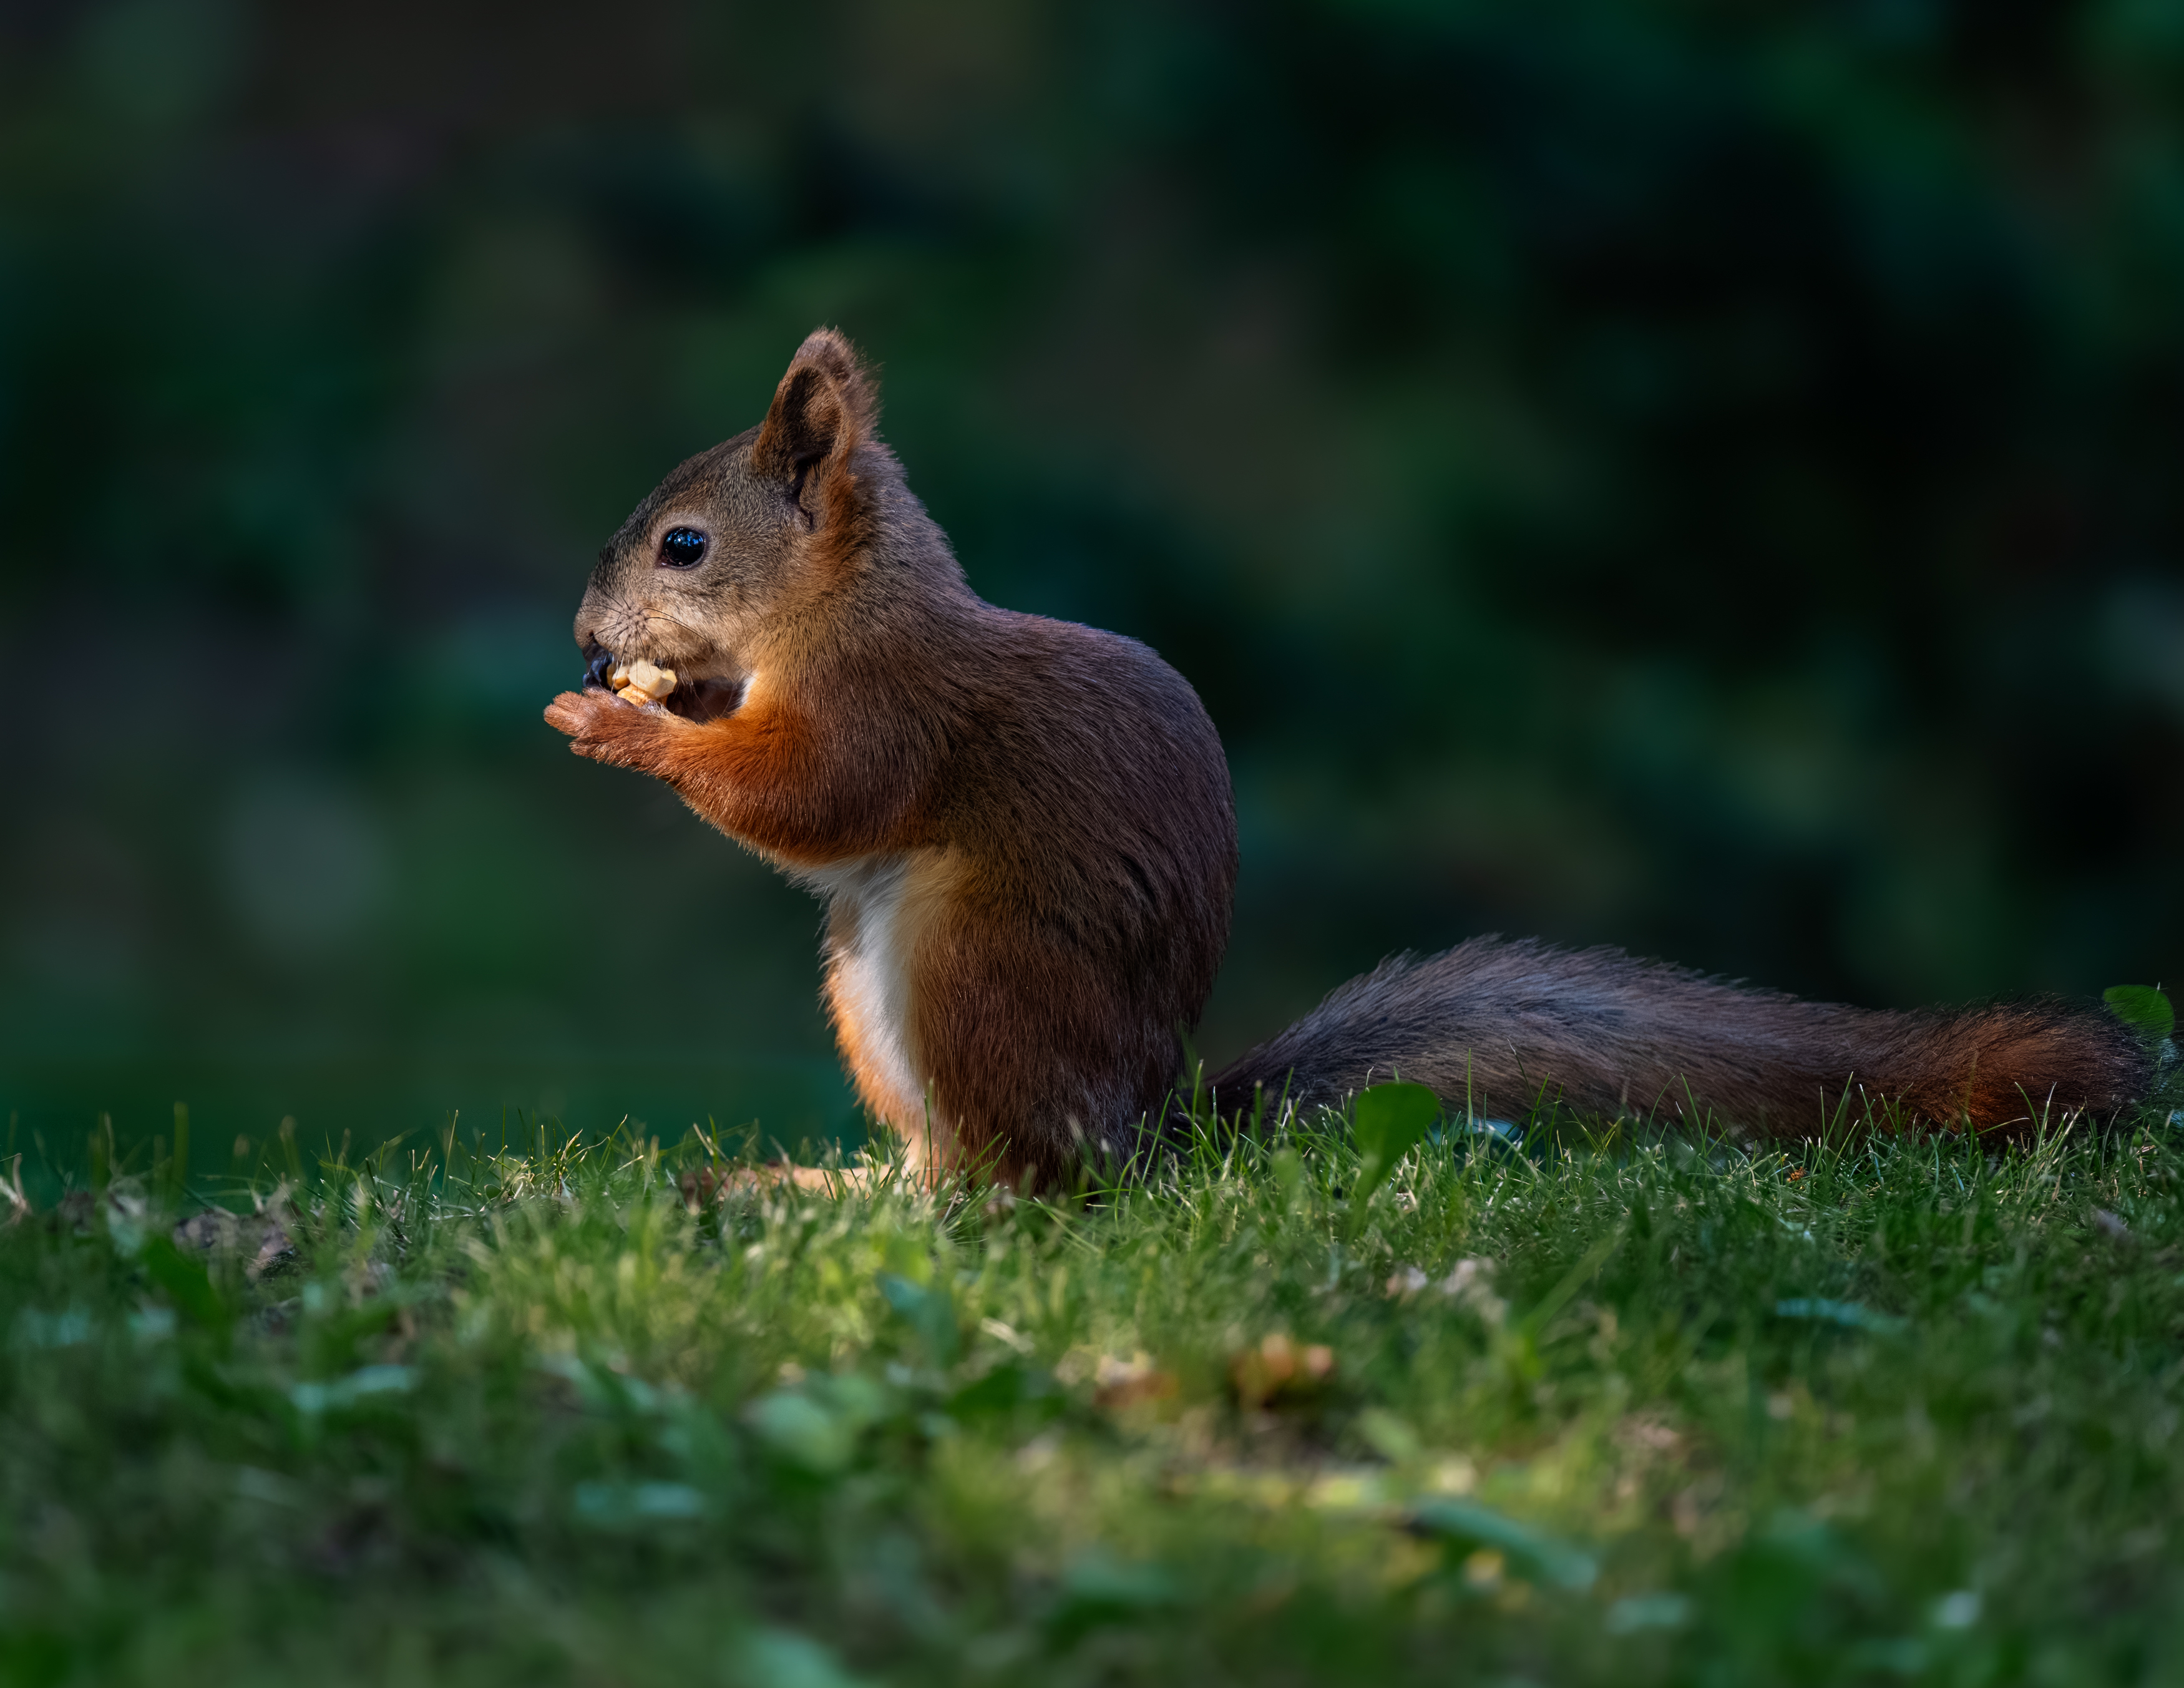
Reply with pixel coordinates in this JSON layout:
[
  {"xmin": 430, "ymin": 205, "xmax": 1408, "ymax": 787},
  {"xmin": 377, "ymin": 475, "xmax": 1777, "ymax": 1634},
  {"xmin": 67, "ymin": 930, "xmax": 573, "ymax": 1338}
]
[{"xmin": 4, "ymin": 0, "xmax": 2182, "ymax": 1163}]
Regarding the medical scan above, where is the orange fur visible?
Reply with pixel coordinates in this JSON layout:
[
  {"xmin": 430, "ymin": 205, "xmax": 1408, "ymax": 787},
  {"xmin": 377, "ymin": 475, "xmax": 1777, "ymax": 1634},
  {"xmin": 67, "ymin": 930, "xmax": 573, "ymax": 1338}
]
[{"xmin": 547, "ymin": 329, "xmax": 2153, "ymax": 1185}]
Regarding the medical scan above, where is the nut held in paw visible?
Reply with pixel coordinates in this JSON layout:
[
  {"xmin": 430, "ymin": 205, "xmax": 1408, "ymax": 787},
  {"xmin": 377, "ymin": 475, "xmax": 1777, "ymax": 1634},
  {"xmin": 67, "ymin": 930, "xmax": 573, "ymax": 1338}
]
[{"xmin": 610, "ymin": 660, "xmax": 678, "ymax": 705}]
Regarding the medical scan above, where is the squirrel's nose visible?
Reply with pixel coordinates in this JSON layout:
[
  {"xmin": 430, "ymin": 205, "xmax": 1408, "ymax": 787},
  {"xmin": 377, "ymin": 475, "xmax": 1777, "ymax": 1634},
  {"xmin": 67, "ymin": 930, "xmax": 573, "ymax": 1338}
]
[{"xmin": 583, "ymin": 643, "xmax": 614, "ymax": 690}]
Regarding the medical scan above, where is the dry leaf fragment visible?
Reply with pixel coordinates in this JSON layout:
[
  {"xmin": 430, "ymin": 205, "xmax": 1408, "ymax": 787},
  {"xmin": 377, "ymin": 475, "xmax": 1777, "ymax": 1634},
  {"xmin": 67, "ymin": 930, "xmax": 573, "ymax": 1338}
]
[
  {"xmin": 1093, "ymin": 1352, "xmax": 1179, "ymax": 1410},
  {"xmin": 1386, "ymin": 1266, "xmax": 1430, "ymax": 1297},
  {"xmin": 1230, "ymin": 1332, "xmax": 1335, "ymax": 1408}
]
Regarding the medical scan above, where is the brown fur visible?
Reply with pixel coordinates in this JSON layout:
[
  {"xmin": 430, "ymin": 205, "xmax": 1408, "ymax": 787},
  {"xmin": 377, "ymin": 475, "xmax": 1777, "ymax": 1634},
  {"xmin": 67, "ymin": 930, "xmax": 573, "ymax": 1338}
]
[
  {"xmin": 547, "ymin": 330, "xmax": 1234, "ymax": 1186},
  {"xmin": 1208, "ymin": 937, "xmax": 2150, "ymax": 1138},
  {"xmin": 547, "ymin": 329, "xmax": 2151, "ymax": 1184}
]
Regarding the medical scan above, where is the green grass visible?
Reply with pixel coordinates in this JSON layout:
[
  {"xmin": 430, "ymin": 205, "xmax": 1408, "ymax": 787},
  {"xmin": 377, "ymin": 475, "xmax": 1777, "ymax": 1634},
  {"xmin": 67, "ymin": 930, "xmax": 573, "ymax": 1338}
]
[{"xmin": 4, "ymin": 1103, "xmax": 2183, "ymax": 1687}]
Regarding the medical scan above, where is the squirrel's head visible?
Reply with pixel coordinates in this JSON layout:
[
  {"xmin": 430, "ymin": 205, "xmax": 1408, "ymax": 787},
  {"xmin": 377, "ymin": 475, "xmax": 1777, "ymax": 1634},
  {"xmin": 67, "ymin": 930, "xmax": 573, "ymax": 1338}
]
[{"xmin": 571, "ymin": 326, "xmax": 901, "ymax": 718}]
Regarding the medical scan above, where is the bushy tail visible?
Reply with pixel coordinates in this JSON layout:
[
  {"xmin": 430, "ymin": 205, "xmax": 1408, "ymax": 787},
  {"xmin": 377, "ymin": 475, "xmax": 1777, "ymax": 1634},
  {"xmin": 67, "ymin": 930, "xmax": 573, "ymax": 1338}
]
[{"xmin": 1208, "ymin": 936, "xmax": 2152, "ymax": 1136}]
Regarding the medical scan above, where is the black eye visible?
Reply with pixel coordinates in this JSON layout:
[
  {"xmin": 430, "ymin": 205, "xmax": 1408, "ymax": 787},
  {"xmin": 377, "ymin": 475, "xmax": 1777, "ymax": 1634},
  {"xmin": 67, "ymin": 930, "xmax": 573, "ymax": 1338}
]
[{"xmin": 659, "ymin": 527, "xmax": 708, "ymax": 568}]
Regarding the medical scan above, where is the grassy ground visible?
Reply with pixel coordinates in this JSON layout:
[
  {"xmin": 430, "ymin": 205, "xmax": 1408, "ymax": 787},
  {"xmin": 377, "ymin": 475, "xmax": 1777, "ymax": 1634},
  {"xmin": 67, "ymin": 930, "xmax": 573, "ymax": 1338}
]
[{"xmin": 4, "ymin": 1100, "xmax": 2183, "ymax": 1687}]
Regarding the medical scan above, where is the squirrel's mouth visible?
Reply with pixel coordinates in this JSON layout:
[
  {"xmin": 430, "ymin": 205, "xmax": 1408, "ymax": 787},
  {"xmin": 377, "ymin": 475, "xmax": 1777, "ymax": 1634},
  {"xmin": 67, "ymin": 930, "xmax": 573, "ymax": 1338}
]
[
  {"xmin": 663, "ymin": 675, "xmax": 744, "ymax": 723},
  {"xmin": 579, "ymin": 641, "xmax": 744, "ymax": 723}
]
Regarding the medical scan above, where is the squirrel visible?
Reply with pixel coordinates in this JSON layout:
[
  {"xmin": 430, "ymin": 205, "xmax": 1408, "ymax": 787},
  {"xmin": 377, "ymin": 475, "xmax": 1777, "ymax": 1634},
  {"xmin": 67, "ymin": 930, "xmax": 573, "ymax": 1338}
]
[{"xmin": 545, "ymin": 329, "xmax": 2153, "ymax": 1188}]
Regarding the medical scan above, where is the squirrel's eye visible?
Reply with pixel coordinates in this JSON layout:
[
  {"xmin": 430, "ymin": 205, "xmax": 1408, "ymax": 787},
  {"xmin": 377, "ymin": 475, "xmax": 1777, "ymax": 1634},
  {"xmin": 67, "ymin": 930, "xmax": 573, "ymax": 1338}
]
[{"xmin": 659, "ymin": 527, "xmax": 708, "ymax": 568}]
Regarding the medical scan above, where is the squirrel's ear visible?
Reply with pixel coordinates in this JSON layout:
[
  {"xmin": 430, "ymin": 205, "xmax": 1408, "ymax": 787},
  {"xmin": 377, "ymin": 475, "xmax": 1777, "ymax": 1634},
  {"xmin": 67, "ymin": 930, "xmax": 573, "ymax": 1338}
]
[{"xmin": 752, "ymin": 328, "xmax": 879, "ymax": 501}]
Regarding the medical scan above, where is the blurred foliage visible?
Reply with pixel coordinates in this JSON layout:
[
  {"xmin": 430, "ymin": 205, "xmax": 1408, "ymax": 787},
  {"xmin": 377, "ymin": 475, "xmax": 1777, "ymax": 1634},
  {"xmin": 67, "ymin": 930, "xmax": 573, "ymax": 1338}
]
[{"xmin": 3, "ymin": 0, "xmax": 2183, "ymax": 1149}]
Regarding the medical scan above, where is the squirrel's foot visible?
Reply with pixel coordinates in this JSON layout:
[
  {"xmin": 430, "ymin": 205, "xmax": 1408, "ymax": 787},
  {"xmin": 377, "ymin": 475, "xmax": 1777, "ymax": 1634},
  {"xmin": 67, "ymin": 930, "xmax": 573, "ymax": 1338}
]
[{"xmin": 679, "ymin": 1161, "xmax": 877, "ymax": 1207}]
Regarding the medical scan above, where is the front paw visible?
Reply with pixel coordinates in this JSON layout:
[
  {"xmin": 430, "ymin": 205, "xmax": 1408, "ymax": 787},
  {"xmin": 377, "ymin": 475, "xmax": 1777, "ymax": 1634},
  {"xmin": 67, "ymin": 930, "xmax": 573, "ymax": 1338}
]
[{"xmin": 544, "ymin": 688, "xmax": 668, "ymax": 768}]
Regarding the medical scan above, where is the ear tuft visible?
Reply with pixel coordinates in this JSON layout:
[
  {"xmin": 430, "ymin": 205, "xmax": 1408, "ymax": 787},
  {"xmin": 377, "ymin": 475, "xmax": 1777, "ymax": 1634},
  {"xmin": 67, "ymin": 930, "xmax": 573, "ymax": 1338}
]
[{"xmin": 753, "ymin": 327, "xmax": 880, "ymax": 485}]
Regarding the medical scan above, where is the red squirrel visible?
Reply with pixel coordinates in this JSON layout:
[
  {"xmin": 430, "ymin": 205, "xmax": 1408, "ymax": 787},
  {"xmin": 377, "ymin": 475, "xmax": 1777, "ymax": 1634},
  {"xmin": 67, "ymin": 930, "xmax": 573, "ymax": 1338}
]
[{"xmin": 545, "ymin": 329, "xmax": 2152, "ymax": 1186}]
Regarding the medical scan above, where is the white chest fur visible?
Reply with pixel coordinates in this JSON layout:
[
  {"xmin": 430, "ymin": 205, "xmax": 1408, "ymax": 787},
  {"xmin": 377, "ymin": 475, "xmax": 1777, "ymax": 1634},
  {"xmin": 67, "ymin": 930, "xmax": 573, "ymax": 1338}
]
[{"xmin": 804, "ymin": 852, "xmax": 934, "ymax": 1141}]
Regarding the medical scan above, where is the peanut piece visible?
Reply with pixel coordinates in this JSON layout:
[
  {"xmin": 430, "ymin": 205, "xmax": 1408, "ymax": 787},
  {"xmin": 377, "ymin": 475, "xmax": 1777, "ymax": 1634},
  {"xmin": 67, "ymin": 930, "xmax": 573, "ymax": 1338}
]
[{"xmin": 615, "ymin": 660, "xmax": 678, "ymax": 705}]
